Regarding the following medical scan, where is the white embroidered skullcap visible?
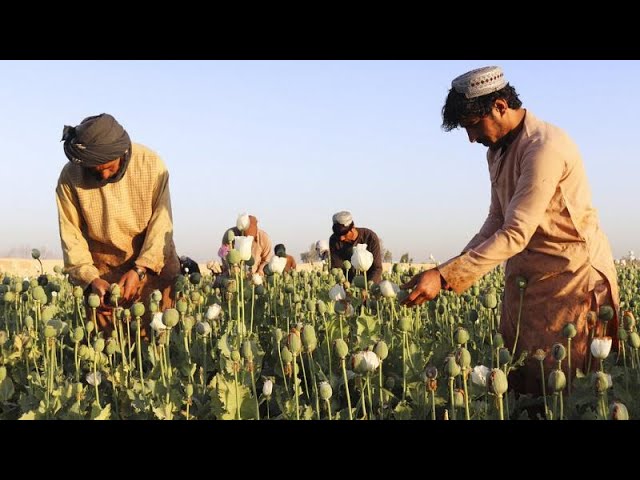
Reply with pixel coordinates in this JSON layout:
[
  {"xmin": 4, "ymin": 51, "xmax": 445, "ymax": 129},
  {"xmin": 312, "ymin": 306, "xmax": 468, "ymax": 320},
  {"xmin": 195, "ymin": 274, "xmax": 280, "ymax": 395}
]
[
  {"xmin": 451, "ymin": 66, "xmax": 507, "ymax": 99},
  {"xmin": 332, "ymin": 211, "xmax": 353, "ymax": 226}
]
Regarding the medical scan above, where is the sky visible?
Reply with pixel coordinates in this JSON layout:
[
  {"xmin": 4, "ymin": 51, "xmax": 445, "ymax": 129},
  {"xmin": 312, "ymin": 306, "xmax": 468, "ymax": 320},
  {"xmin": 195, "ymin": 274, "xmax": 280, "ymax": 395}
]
[{"xmin": 0, "ymin": 60, "xmax": 638, "ymax": 264}]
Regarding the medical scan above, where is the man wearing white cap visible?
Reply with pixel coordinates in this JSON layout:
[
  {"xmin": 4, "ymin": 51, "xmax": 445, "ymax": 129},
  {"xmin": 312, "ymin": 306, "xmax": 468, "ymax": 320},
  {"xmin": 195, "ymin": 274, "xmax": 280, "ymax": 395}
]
[
  {"xmin": 401, "ymin": 66, "xmax": 619, "ymax": 399},
  {"xmin": 329, "ymin": 211, "xmax": 383, "ymax": 283}
]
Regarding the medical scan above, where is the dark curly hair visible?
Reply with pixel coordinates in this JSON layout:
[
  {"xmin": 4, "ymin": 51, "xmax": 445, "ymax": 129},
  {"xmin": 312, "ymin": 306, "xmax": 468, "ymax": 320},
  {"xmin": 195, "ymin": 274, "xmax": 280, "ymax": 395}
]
[{"xmin": 441, "ymin": 84, "xmax": 523, "ymax": 132}]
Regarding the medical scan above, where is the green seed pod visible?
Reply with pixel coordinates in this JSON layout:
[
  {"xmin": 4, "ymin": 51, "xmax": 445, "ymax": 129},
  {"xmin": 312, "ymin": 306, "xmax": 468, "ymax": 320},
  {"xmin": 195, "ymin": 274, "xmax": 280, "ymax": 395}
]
[
  {"xmin": 628, "ymin": 331, "xmax": 640, "ymax": 349},
  {"xmin": 163, "ymin": 309, "xmax": 180, "ymax": 328},
  {"xmin": 342, "ymin": 260, "xmax": 351, "ymax": 271},
  {"xmin": 109, "ymin": 283, "xmax": 121, "ymax": 298},
  {"xmin": 186, "ymin": 384, "xmax": 194, "ymax": 397},
  {"xmin": 226, "ymin": 280, "xmax": 237, "ymax": 293},
  {"xmin": 230, "ymin": 350, "xmax": 241, "ymax": 363},
  {"xmin": 242, "ymin": 340, "xmax": 253, "ymax": 361},
  {"xmin": 374, "ymin": 340, "xmax": 389, "ymax": 361},
  {"xmin": 301, "ymin": 325, "xmax": 317, "ymax": 352},
  {"xmin": 610, "ymin": 402, "xmax": 629, "ymax": 420},
  {"xmin": 78, "ymin": 345, "xmax": 89, "ymax": 360},
  {"xmin": 93, "ymin": 338, "xmax": 105, "ymax": 353},
  {"xmin": 131, "ymin": 302, "xmax": 145, "ymax": 318},
  {"xmin": 456, "ymin": 347, "xmax": 472, "ymax": 369},
  {"xmin": 618, "ymin": 328, "xmax": 628, "ymax": 342},
  {"xmin": 563, "ymin": 323, "xmax": 577, "ymax": 339},
  {"xmin": 551, "ymin": 343, "xmax": 567, "ymax": 362},
  {"xmin": 482, "ymin": 293, "xmax": 498, "ymax": 309},
  {"xmin": 189, "ymin": 272, "xmax": 201, "ymax": 285},
  {"xmin": 623, "ymin": 311, "xmax": 636, "ymax": 330},
  {"xmin": 149, "ymin": 302, "xmax": 159, "ymax": 313},
  {"xmin": 54, "ymin": 265, "xmax": 63, "ymax": 275},
  {"xmin": 548, "ymin": 370, "xmax": 566, "ymax": 392},
  {"xmin": 32, "ymin": 286, "xmax": 47, "ymax": 303},
  {"xmin": 493, "ymin": 333, "xmax": 504, "ymax": 348},
  {"xmin": 305, "ymin": 299, "xmax": 316, "ymax": 313},
  {"xmin": 281, "ymin": 346, "xmax": 293, "ymax": 364},
  {"xmin": 288, "ymin": 331, "xmax": 302, "ymax": 355},
  {"xmin": 255, "ymin": 285, "xmax": 265, "ymax": 296},
  {"xmin": 29, "ymin": 279, "xmax": 38, "ymax": 289},
  {"xmin": 43, "ymin": 325, "xmax": 57, "ymax": 338},
  {"xmin": 515, "ymin": 275, "xmax": 527, "ymax": 289},
  {"xmin": 24, "ymin": 316, "xmax": 34, "ymax": 330},
  {"xmin": 353, "ymin": 275, "xmax": 366, "ymax": 289},
  {"xmin": 176, "ymin": 298, "xmax": 188, "ymax": 314},
  {"xmin": 31, "ymin": 248, "xmax": 40, "ymax": 260},
  {"xmin": 454, "ymin": 327, "xmax": 470, "ymax": 345},
  {"xmin": 105, "ymin": 338, "xmax": 118, "ymax": 356},
  {"xmin": 227, "ymin": 249, "xmax": 242, "ymax": 266},
  {"xmin": 398, "ymin": 316, "xmax": 413, "ymax": 332},
  {"xmin": 273, "ymin": 328, "xmax": 283, "ymax": 344},
  {"xmin": 598, "ymin": 305, "xmax": 614, "ymax": 322},
  {"xmin": 86, "ymin": 321, "xmax": 95, "ymax": 333},
  {"xmin": 0, "ymin": 366, "xmax": 6, "ymax": 381},
  {"xmin": 183, "ymin": 315, "xmax": 195, "ymax": 331},
  {"xmin": 489, "ymin": 368, "xmax": 508, "ymax": 396},
  {"xmin": 190, "ymin": 291, "xmax": 201, "ymax": 305},
  {"xmin": 73, "ymin": 327, "xmax": 85, "ymax": 343},
  {"xmin": 41, "ymin": 306, "xmax": 56, "ymax": 322},
  {"xmin": 593, "ymin": 371, "xmax": 609, "ymax": 393},
  {"xmin": 443, "ymin": 355, "xmax": 461, "ymax": 378},
  {"xmin": 223, "ymin": 229, "xmax": 235, "ymax": 244},
  {"xmin": 466, "ymin": 309, "xmax": 479, "ymax": 323},
  {"xmin": 12, "ymin": 282, "xmax": 22, "ymax": 294},
  {"xmin": 334, "ymin": 339, "xmax": 349, "ymax": 359},
  {"xmin": 498, "ymin": 347, "xmax": 511, "ymax": 365},
  {"xmin": 88, "ymin": 294, "xmax": 100, "ymax": 309},
  {"xmin": 3, "ymin": 291, "xmax": 15, "ymax": 303},
  {"xmin": 151, "ymin": 290, "xmax": 162, "ymax": 302},
  {"xmin": 319, "ymin": 381, "xmax": 333, "ymax": 400}
]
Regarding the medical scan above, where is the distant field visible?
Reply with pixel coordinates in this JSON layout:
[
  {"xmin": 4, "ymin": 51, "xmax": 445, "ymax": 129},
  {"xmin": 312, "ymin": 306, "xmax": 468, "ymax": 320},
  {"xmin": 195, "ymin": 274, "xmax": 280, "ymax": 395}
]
[{"xmin": 0, "ymin": 258, "xmax": 436, "ymax": 277}]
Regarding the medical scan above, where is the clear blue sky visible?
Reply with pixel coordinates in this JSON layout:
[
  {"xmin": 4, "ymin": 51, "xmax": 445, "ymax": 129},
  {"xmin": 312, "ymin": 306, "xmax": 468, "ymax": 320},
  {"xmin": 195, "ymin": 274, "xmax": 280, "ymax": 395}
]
[{"xmin": 0, "ymin": 60, "xmax": 637, "ymax": 263}]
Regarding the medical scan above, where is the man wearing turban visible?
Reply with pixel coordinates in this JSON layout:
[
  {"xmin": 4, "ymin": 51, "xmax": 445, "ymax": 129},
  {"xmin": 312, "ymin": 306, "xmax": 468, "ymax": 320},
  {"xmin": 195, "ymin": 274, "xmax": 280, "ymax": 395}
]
[
  {"xmin": 400, "ymin": 66, "xmax": 619, "ymax": 402},
  {"xmin": 56, "ymin": 113, "xmax": 180, "ymax": 337},
  {"xmin": 329, "ymin": 211, "xmax": 383, "ymax": 284}
]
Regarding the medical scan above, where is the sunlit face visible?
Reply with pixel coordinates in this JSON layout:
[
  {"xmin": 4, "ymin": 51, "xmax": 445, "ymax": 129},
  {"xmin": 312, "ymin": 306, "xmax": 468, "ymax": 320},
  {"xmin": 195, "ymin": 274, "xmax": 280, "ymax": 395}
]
[
  {"xmin": 340, "ymin": 227, "xmax": 358, "ymax": 243},
  {"xmin": 460, "ymin": 110, "xmax": 508, "ymax": 150},
  {"xmin": 92, "ymin": 158, "xmax": 121, "ymax": 180}
]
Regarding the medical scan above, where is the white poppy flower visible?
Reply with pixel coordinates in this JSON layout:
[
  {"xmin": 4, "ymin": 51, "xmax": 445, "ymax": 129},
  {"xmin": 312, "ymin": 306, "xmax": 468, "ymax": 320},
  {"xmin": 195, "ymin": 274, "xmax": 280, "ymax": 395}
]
[
  {"xmin": 86, "ymin": 371, "xmax": 102, "ymax": 386},
  {"xmin": 262, "ymin": 379, "xmax": 273, "ymax": 397},
  {"xmin": 234, "ymin": 236, "xmax": 254, "ymax": 262},
  {"xmin": 590, "ymin": 337, "xmax": 612, "ymax": 360},
  {"xmin": 269, "ymin": 256, "xmax": 287, "ymax": 274},
  {"xmin": 252, "ymin": 273, "xmax": 263, "ymax": 286},
  {"xmin": 150, "ymin": 312, "xmax": 167, "ymax": 332},
  {"xmin": 351, "ymin": 244, "xmax": 374, "ymax": 272},
  {"xmin": 362, "ymin": 351, "xmax": 380, "ymax": 372},
  {"xmin": 471, "ymin": 365, "xmax": 490, "ymax": 387},
  {"xmin": 329, "ymin": 284, "xmax": 346, "ymax": 301},
  {"xmin": 379, "ymin": 280, "xmax": 399, "ymax": 298},
  {"xmin": 237, "ymin": 213, "xmax": 250, "ymax": 232},
  {"xmin": 206, "ymin": 304, "xmax": 222, "ymax": 320}
]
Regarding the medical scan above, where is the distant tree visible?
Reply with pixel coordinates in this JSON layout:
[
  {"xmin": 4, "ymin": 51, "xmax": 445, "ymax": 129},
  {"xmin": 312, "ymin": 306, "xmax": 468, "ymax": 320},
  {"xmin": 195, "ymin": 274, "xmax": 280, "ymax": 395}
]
[
  {"xmin": 383, "ymin": 250, "xmax": 393, "ymax": 263},
  {"xmin": 399, "ymin": 253, "xmax": 413, "ymax": 263}
]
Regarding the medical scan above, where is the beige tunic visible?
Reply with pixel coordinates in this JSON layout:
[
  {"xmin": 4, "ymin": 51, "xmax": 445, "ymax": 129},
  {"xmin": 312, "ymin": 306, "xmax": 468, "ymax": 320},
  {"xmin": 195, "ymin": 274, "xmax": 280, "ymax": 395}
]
[
  {"xmin": 221, "ymin": 227, "xmax": 273, "ymax": 274},
  {"xmin": 438, "ymin": 111, "xmax": 619, "ymax": 394},
  {"xmin": 56, "ymin": 143, "xmax": 180, "ymax": 314}
]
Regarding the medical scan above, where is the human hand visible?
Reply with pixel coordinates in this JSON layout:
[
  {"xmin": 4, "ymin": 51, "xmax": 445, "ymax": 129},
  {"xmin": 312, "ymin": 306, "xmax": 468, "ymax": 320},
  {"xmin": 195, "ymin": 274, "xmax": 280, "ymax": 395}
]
[
  {"xmin": 90, "ymin": 277, "xmax": 112, "ymax": 310},
  {"xmin": 118, "ymin": 269, "xmax": 142, "ymax": 302},
  {"xmin": 400, "ymin": 269, "xmax": 442, "ymax": 307}
]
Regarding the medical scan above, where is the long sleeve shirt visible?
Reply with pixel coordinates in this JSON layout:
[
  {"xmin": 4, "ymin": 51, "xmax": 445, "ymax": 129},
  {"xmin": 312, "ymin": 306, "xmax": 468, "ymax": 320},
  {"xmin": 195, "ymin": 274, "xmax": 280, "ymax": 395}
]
[{"xmin": 56, "ymin": 143, "xmax": 180, "ymax": 289}]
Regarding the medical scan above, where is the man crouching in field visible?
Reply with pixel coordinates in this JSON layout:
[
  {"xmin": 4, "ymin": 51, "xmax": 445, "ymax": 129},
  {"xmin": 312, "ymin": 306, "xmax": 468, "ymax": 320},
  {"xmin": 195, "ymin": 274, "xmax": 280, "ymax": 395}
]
[{"xmin": 56, "ymin": 113, "xmax": 180, "ymax": 337}]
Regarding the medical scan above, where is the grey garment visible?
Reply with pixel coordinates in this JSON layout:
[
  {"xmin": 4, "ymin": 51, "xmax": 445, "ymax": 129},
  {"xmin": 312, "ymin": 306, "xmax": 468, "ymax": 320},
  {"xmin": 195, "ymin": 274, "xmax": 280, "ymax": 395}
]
[{"xmin": 62, "ymin": 113, "xmax": 132, "ymax": 183}]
